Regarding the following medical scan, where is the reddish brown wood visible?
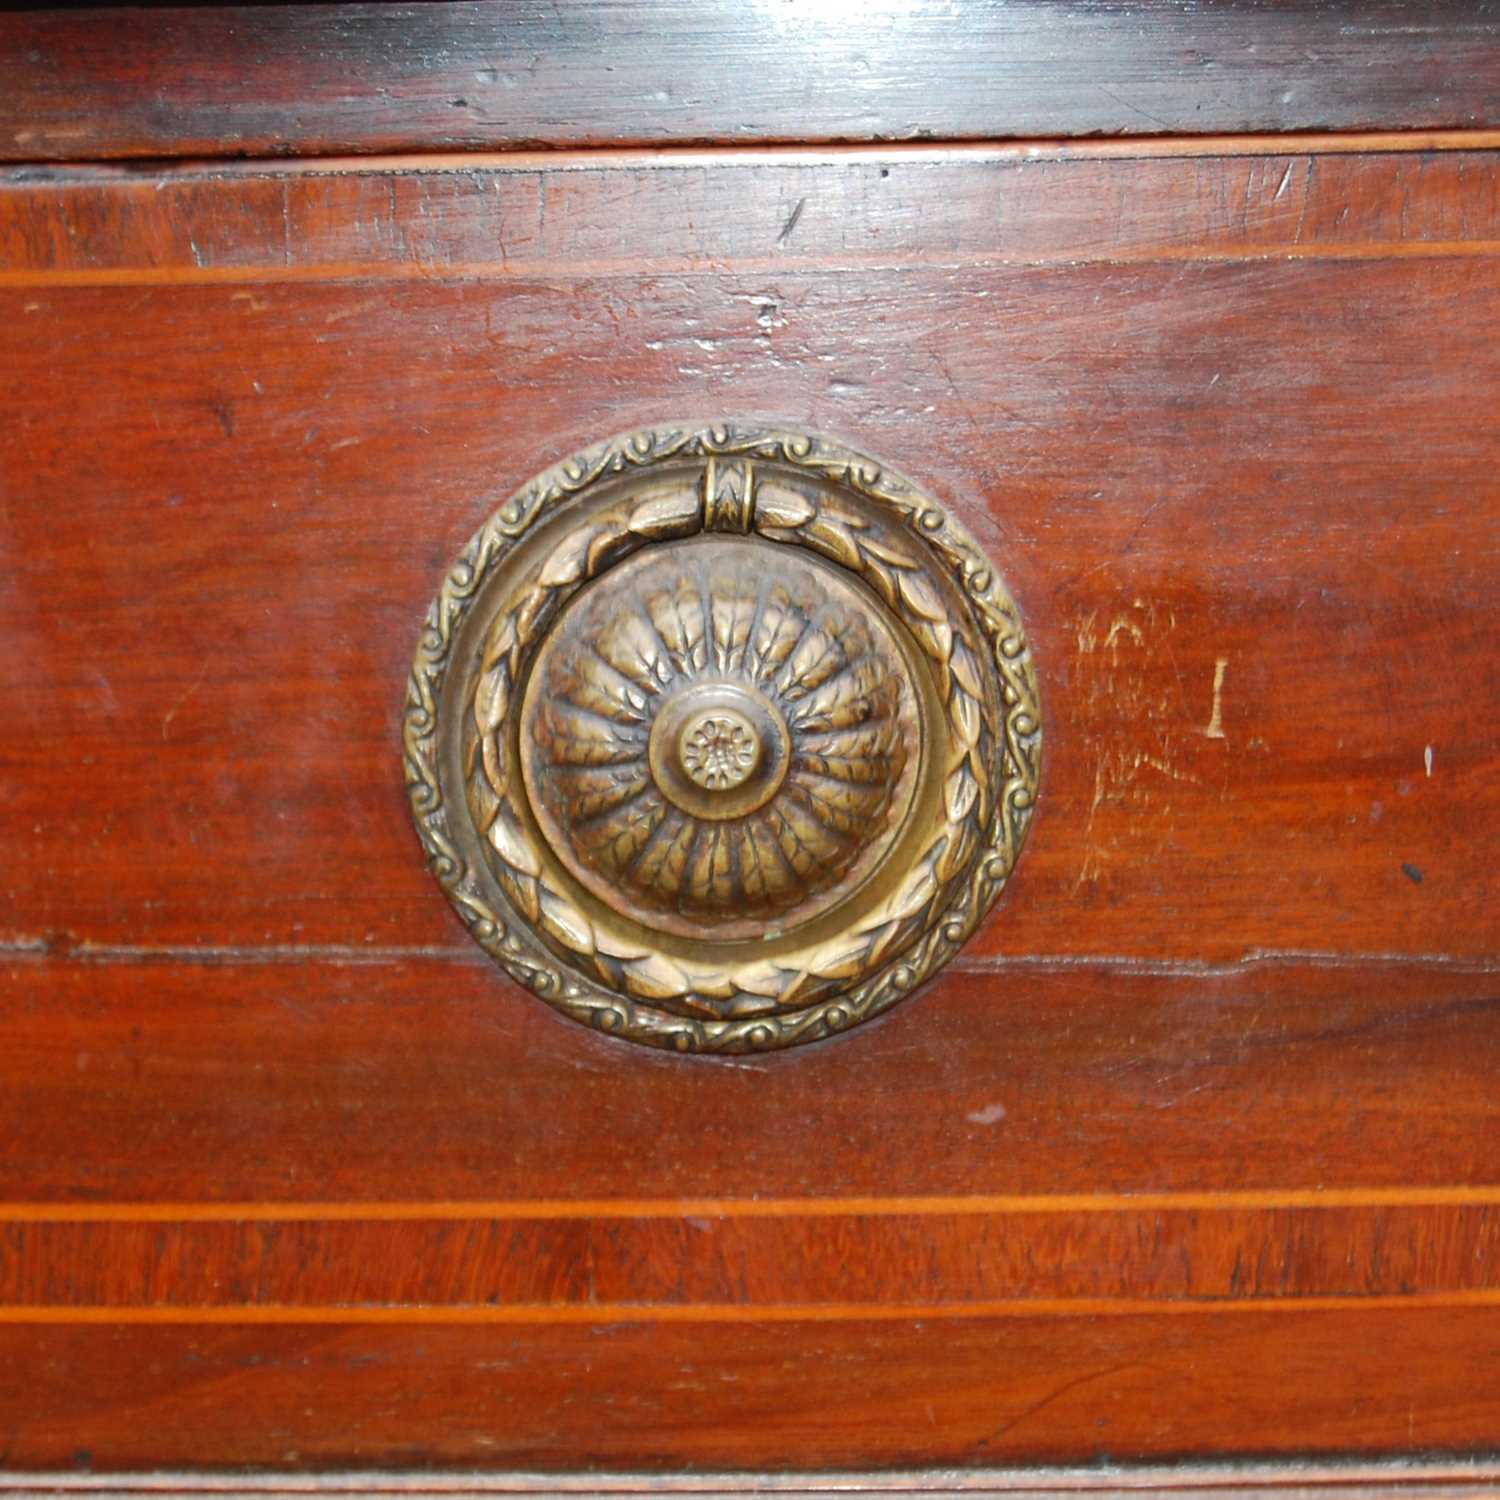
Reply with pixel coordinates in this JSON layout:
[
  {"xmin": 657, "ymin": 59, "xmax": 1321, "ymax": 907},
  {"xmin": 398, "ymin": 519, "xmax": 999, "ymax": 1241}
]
[
  {"xmin": 1, "ymin": 149, "xmax": 1498, "ymax": 965},
  {"xmin": 6, "ymin": 1194, "xmax": 1500, "ymax": 1309},
  {"xmin": 2, "ymin": 956, "xmax": 1499, "ymax": 1204},
  {"xmin": 3, "ymin": 1309, "xmax": 1500, "ymax": 1469},
  {"xmin": 6, "ymin": 4, "xmax": 1500, "ymax": 163},
  {"xmin": 2, "ymin": 135, "xmax": 1499, "ymax": 1473}
]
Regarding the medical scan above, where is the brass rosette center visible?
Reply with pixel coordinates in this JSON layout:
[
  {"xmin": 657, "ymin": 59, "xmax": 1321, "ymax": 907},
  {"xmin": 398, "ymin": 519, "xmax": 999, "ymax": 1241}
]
[
  {"xmin": 404, "ymin": 424, "xmax": 1040, "ymax": 1054},
  {"xmin": 677, "ymin": 707, "xmax": 762, "ymax": 793},
  {"xmin": 654, "ymin": 688, "xmax": 782, "ymax": 815}
]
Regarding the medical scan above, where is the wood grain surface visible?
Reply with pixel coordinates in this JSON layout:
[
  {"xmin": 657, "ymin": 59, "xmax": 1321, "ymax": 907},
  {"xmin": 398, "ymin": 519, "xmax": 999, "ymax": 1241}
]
[
  {"xmin": 3, "ymin": 1310, "xmax": 1500, "ymax": 1469},
  {"xmin": 2, "ymin": 958, "xmax": 1498, "ymax": 1204},
  {"xmin": 2, "ymin": 138, "xmax": 1499, "ymax": 1469},
  {"xmin": 2, "ymin": 147, "xmax": 1497, "ymax": 963},
  {"xmin": 7, "ymin": 3, "xmax": 1500, "ymax": 162}
]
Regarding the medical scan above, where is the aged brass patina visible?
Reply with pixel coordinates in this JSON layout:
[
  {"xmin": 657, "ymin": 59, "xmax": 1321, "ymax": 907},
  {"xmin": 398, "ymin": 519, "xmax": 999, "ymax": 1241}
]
[
  {"xmin": 519, "ymin": 537, "xmax": 923, "ymax": 941},
  {"xmin": 404, "ymin": 423, "xmax": 1040, "ymax": 1053}
]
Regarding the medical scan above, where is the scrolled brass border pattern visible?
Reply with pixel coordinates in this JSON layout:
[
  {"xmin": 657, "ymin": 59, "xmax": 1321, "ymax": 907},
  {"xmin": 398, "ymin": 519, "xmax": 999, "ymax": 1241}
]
[{"xmin": 403, "ymin": 423, "xmax": 1040, "ymax": 1054}]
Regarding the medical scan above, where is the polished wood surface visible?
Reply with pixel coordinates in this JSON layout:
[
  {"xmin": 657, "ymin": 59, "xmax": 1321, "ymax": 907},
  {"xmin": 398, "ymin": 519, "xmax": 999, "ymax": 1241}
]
[
  {"xmin": 7, "ymin": 3, "xmax": 1500, "ymax": 162},
  {"xmin": 2, "ymin": 130, "xmax": 1499, "ymax": 1469},
  {"xmin": 4, "ymin": 960, "xmax": 1499, "ymax": 1203},
  {"xmin": 3, "ymin": 146, "xmax": 1498, "ymax": 964},
  {"xmin": 5, "ymin": 1310, "xmax": 1500, "ymax": 1468}
]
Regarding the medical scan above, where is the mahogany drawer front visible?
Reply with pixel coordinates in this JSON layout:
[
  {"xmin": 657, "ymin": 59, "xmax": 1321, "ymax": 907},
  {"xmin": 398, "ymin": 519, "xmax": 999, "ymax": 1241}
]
[{"xmin": 2, "ymin": 142, "xmax": 1498, "ymax": 1469}]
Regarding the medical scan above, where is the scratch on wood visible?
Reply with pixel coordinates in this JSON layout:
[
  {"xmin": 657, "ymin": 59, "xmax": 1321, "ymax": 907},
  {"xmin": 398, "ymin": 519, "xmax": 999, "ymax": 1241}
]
[
  {"xmin": 1074, "ymin": 760, "xmax": 1110, "ymax": 890},
  {"xmin": 1102, "ymin": 614, "xmax": 1146, "ymax": 656},
  {"xmin": 776, "ymin": 196, "xmax": 806, "ymax": 246},
  {"xmin": 989, "ymin": 1362, "xmax": 1156, "ymax": 1440},
  {"xmin": 1136, "ymin": 752, "xmax": 1199, "ymax": 785},
  {"xmin": 1203, "ymin": 656, "xmax": 1228, "ymax": 739},
  {"xmin": 161, "ymin": 664, "xmax": 208, "ymax": 739},
  {"xmin": 1293, "ymin": 156, "xmax": 1315, "ymax": 244},
  {"xmin": 1072, "ymin": 598, "xmax": 1193, "ymax": 890}
]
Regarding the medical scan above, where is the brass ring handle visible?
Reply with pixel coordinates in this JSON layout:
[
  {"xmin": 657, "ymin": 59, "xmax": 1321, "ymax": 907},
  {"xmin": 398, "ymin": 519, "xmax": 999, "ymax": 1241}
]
[{"xmin": 404, "ymin": 423, "xmax": 1040, "ymax": 1054}]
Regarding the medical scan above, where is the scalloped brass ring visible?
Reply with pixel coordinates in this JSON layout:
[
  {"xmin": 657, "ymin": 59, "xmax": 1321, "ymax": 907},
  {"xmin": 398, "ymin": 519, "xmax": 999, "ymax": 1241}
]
[{"xmin": 403, "ymin": 423, "xmax": 1040, "ymax": 1054}]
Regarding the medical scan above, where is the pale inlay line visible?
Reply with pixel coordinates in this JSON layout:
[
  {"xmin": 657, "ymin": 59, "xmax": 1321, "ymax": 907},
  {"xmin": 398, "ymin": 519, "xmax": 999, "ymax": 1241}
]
[
  {"xmin": 1, "ymin": 1185, "xmax": 1499, "ymax": 1223},
  {"xmin": 2, "ymin": 1291, "xmax": 1500, "ymax": 1326}
]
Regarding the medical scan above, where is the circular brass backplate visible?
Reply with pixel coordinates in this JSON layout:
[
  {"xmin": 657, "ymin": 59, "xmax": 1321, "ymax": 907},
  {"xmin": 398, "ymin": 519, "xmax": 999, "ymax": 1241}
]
[{"xmin": 404, "ymin": 423, "xmax": 1040, "ymax": 1054}]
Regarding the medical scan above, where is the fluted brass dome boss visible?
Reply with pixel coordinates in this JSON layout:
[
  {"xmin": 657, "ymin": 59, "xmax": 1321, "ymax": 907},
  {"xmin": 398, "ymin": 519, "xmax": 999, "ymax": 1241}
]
[{"xmin": 404, "ymin": 425, "xmax": 1040, "ymax": 1053}]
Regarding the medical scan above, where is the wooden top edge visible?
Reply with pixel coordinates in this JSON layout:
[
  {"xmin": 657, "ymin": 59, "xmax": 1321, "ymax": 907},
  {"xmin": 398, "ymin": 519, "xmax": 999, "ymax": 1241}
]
[{"xmin": 7, "ymin": 3, "xmax": 1500, "ymax": 163}]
